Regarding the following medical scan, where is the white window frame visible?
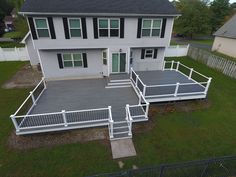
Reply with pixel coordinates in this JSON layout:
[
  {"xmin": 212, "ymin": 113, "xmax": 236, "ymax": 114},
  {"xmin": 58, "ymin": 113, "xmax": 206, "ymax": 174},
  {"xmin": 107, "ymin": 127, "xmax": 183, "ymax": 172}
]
[
  {"xmin": 144, "ymin": 49, "xmax": 154, "ymax": 59},
  {"xmin": 62, "ymin": 53, "xmax": 84, "ymax": 68},
  {"xmin": 68, "ymin": 18, "xmax": 83, "ymax": 38},
  {"xmin": 34, "ymin": 17, "xmax": 51, "ymax": 38},
  {"xmin": 98, "ymin": 18, "xmax": 120, "ymax": 38},
  {"xmin": 141, "ymin": 19, "xmax": 162, "ymax": 38}
]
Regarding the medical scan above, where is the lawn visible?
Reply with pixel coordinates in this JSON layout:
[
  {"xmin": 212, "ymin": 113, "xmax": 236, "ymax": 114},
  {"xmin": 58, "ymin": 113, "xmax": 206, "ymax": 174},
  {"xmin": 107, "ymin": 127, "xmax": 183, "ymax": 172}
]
[
  {"xmin": 0, "ymin": 41, "xmax": 25, "ymax": 48},
  {"xmin": 0, "ymin": 58, "xmax": 235, "ymax": 177}
]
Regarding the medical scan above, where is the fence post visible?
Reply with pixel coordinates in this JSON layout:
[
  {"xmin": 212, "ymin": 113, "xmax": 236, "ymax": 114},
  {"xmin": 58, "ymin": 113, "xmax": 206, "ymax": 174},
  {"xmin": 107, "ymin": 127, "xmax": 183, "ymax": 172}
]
[
  {"xmin": 174, "ymin": 82, "xmax": 180, "ymax": 97},
  {"xmin": 159, "ymin": 165, "xmax": 165, "ymax": 177},
  {"xmin": 176, "ymin": 61, "xmax": 180, "ymax": 71},
  {"xmin": 143, "ymin": 85, "xmax": 147, "ymax": 96},
  {"xmin": 204, "ymin": 77, "xmax": 212, "ymax": 95},
  {"xmin": 189, "ymin": 68, "xmax": 193, "ymax": 79},
  {"xmin": 62, "ymin": 110, "xmax": 68, "ymax": 127},
  {"xmin": 162, "ymin": 60, "xmax": 166, "ymax": 71},
  {"xmin": 171, "ymin": 60, "xmax": 174, "ymax": 70},
  {"xmin": 42, "ymin": 77, "xmax": 47, "ymax": 89},
  {"xmin": 10, "ymin": 115, "xmax": 20, "ymax": 132},
  {"xmin": 30, "ymin": 91, "xmax": 36, "ymax": 105}
]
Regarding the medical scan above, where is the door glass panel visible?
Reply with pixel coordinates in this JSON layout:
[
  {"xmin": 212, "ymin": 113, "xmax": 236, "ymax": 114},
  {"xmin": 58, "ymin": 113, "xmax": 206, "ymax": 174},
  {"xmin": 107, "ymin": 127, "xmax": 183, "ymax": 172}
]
[
  {"xmin": 112, "ymin": 53, "xmax": 119, "ymax": 73},
  {"xmin": 120, "ymin": 53, "xmax": 126, "ymax": 72}
]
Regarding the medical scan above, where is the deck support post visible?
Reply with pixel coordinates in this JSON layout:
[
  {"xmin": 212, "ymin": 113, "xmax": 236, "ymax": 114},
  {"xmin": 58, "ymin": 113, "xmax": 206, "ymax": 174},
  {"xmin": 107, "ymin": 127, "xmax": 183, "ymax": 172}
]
[
  {"xmin": 204, "ymin": 77, "xmax": 212, "ymax": 95},
  {"xmin": 62, "ymin": 110, "xmax": 68, "ymax": 127},
  {"xmin": 171, "ymin": 60, "xmax": 174, "ymax": 70},
  {"xmin": 176, "ymin": 61, "xmax": 180, "ymax": 71},
  {"xmin": 162, "ymin": 60, "xmax": 166, "ymax": 71},
  {"xmin": 10, "ymin": 115, "xmax": 20, "ymax": 132},
  {"xmin": 189, "ymin": 68, "xmax": 193, "ymax": 79},
  {"xmin": 174, "ymin": 82, "xmax": 180, "ymax": 97},
  {"xmin": 42, "ymin": 77, "xmax": 47, "ymax": 89},
  {"xmin": 30, "ymin": 91, "xmax": 36, "ymax": 106}
]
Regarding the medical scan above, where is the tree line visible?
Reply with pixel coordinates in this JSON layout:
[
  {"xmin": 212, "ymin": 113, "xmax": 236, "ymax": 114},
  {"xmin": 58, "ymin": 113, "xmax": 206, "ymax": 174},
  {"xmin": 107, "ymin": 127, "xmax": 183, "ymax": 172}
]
[{"xmin": 173, "ymin": 0, "xmax": 236, "ymax": 38}]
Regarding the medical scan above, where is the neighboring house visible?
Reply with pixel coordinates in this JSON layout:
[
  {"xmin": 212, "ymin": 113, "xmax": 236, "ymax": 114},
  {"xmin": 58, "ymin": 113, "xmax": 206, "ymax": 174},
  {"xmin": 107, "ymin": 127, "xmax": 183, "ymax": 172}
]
[
  {"xmin": 20, "ymin": 0, "xmax": 179, "ymax": 80},
  {"xmin": 212, "ymin": 14, "xmax": 236, "ymax": 58}
]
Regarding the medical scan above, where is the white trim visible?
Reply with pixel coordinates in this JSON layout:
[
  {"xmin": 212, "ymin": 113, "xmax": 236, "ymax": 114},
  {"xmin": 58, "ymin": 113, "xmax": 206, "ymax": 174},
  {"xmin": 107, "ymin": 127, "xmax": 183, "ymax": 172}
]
[
  {"xmin": 98, "ymin": 18, "xmax": 120, "ymax": 38},
  {"xmin": 33, "ymin": 17, "xmax": 51, "ymax": 38},
  {"xmin": 19, "ymin": 11, "xmax": 181, "ymax": 17},
  {"xmin": 20, "ymin": 31, "xmax": 30, "ymax": 44},
  {"xmin": 67, "ymin": 18, "xmax": 83, "ymax": 38},
  {"xmin": 141, "ymin": 18, "xmax": 162, "ymax": 37}
]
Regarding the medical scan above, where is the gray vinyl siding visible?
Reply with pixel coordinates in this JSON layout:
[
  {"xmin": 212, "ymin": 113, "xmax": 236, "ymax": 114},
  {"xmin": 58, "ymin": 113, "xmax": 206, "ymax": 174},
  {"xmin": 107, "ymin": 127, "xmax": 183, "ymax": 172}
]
[
  {"xmin": 25, "ymin": 34, "xmax": 40, "ymax": 66},
  {"xmin": 32, "ymin": 17, "xmax": 174, "ymax": 49},
  {"xmin": 39, "ymin": 49, "xmax": 103, "ymax": 80}
]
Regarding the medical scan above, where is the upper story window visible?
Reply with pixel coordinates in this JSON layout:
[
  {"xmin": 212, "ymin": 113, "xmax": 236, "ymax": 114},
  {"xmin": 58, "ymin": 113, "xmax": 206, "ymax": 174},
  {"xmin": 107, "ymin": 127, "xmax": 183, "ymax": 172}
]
[
  {"xmin": 98, "ymin": 19, "xmax": 120, "ymax": 37},
  {"xmin": 34, "ymin": 18, "xmax": 50, "ymax": 38},
  {"xmin": 141, "ymin": 19, "xmax": 162, "ymax": 37},
  {"xmin": 68, "ymin": 18, "xmax": 82, "ymax": 38},
  {"xmin": 62, "ymin": 53, "xmax": 83, "ymax": 68}
]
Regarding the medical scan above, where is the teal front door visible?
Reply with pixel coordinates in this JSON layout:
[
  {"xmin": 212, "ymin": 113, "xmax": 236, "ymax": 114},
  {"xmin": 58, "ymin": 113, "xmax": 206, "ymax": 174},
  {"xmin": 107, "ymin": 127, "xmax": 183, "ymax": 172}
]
[{"xmin": 112, "ymin": 53, "xmax": 126, "ymax": 73}]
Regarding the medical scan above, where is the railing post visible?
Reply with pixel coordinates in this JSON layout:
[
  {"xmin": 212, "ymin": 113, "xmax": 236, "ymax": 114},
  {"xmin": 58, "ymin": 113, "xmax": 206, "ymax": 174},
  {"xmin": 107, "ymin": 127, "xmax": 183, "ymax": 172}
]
[
  {"xmin": 145, "ymin": 103, "xmax": 150, "ymax": 118},
  {"xmin": 189, "ymin": 68, "xmax": 193, "ymax": 79},
  {"xmin": 204, "ymin": 77, "xmax": 212, "ymax": 95},
  {"xmin": 62, "ymin": 110, "xmax": 68, "ymax": 127},
  {"xmin": 176, "ymin": 61, "xmax": 180, "ymax": 71},
  {"xmin": 143, "ymin": 85, "xmax": 147, "ymax": 96},
  {"xmin": 171, "ymin": 60, "xmax": 174, "ymax": 70},
  {"xmin": 162, "ymin": 60, "xmax": 166, "ymax": 71},
  {"xmin": 42, "ymin": 77, "xmax": 47, "ymax": 89},
  {"xmin": 108, "ymin": 106, "xmax": 114, "ymax": 139},
  {"xmin": 139, "ymin": 91, "xmax": 142, "ymax": 105},
  {"xmin": 30, "ymin": 91, "xmax": 36, "ymax": 105},
  {"xmin": 10, "ymin": 115, "xmax": 20, "ymax": 132},
  {"xmin": 128, "ymin": 120, "xmax": 132, "ymax": 136},
  {"xmin": 174, "ymin": 82, "xmax": 180, "ymax": 97}
]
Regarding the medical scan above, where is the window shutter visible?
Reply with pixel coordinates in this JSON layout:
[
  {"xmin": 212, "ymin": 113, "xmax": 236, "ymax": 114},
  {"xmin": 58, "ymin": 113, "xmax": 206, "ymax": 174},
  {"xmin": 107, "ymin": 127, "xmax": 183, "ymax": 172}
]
[
  {"xmin": 83, "ymin": 53, "xmax": 88, "ymax": 68},
  {"xmin": 47, "ymin": 17, "xmax": 56, "ymax": 39},
  {"xmin": 153, "ymin": 48, "xmax": 158, "ymax": 59},
  {"xmin": 28, "ymin": 17, "xmax": 37, "ymax": 40},
  {"xmin": 161, "ymin": 18, "xmax": 167, "ymax": 38},
  {"xmin": 120, "ymin": 18, "xmax": 124, "ymax": 38},
  {"xmin": 93, "ymin": 18, "xmax": 98, "ymax": 39},
  {"xmin": 57, "ymin": 54, "xmax": 63, "ymax": 69},
  {"xmin": 63, "ymin": 17, "xmax": 70, "ymax": 39},
  {"xmin": 81, "ymin": 18, "xmax": 87, "ymax": 39},
  {"xmin": 137, "ymin": 18, "xmax": 142, "ymax": 38},
  {"xmin": 141, "ymin": 49, "xmax": 145, "ymax": 59}
]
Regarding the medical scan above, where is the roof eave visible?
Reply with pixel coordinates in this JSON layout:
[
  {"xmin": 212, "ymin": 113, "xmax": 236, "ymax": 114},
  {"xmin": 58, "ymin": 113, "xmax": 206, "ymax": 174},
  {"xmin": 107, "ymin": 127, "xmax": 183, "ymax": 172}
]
[{"xmin": 19, "ymin": 11, "xmax": 181, "ymax": 17}]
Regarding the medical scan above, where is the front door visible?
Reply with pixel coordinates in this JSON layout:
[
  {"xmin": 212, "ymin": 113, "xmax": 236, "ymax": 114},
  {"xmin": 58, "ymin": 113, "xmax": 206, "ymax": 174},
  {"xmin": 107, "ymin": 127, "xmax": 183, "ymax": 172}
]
[{"xmin": 112, "ymin": 53, "xmax": 126, "ymax": 73}]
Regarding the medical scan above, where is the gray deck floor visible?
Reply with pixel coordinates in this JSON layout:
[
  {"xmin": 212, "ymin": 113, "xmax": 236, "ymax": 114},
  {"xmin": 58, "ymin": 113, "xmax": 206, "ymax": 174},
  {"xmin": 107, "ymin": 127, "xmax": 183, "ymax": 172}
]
[
  {"xmin": 30, "ymin": 79, "xmax": 138, "ymax": 121},
  {"xmin": 137, "ymin": 70, "xmax": 205, "ymax": 97}
]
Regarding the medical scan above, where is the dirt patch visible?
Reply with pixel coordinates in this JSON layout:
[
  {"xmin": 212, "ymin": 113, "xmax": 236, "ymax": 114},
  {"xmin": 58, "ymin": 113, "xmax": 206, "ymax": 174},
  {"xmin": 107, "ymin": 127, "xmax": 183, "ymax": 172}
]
[
  {"xmin": 2, "ymin": 64, "xmax": 42, "ymax": 89},
  {"xmin": 8, "ymin": 127, "xmax": 108, "ymax": 151},
  {"xmin": 133, "ymin": 99, "xmax": 211, "ymax": 134}
]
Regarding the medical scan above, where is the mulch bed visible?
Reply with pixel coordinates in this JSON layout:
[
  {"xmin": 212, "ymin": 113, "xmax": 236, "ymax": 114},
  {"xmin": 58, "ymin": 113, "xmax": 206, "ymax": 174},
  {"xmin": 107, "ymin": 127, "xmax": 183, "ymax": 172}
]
[
  {"xmin": 2, "ymin": 64, "xmax": 42, "ymax": 89},
  {"xmin": 8, "ymin": 127, "xmax": 109, "ymax": 151}
]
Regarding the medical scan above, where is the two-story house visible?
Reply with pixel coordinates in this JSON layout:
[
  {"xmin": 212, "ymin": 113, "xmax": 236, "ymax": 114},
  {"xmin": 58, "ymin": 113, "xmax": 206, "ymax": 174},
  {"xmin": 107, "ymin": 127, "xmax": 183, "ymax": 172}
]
[{"xmin": 20, "ymin": 0, "xmax": 179, "ymax": 80}]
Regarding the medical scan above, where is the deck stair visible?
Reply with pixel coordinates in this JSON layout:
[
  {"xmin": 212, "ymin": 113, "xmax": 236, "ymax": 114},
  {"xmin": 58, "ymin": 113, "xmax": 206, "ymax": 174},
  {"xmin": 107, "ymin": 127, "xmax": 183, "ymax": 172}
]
[
  {"xmin": 106, "ymin": 79, "xmax": 131, "ymax": 89},
  {"xmin": 111, "ymin": 120, "xmax": 132, "ymax": 140}
]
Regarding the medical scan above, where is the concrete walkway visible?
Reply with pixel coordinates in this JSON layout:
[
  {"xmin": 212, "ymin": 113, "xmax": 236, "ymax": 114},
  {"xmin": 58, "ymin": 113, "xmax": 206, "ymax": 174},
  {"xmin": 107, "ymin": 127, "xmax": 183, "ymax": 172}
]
[{"xmin": 110, "ymin": 139, "xmax": 137, "ymax": 159}]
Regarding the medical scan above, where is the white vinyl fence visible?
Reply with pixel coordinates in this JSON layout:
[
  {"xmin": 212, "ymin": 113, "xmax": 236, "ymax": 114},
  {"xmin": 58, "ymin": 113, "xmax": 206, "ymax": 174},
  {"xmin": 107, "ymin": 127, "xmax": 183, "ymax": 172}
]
[
  {"xmin": 165, "ymin": 45, "xmax": 189, "ymax": 57},
  {"xmin": 0, "ymin": 47, "xmax": 29, "ymax": 61}
]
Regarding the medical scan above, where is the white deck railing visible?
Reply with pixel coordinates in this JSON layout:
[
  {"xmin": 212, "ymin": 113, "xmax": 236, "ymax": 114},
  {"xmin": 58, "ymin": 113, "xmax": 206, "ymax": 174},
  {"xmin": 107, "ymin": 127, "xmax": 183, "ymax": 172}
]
[{"xmin": 130, "ymin": 61, "xmax": 212, "ymax": 99}]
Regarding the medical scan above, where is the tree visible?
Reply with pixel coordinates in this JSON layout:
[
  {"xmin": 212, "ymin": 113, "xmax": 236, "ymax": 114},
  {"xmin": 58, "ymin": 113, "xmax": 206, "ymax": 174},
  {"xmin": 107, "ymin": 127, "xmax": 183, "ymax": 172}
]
[
  {"xmin": 174, "ymin": 0, "xmax": 211, "ymax": 38},
  {"xmin": 210, "ymin": 0, "xmax": 232, "ymax": 34}
]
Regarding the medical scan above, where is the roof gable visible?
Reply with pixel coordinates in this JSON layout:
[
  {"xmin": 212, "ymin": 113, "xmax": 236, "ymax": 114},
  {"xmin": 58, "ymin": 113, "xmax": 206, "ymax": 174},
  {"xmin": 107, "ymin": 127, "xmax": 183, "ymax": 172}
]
[
  {"xmin": 20, "ymin": 0, "xmax": 179, "ymax": 16},
  {"xmin": 214, "ymin": 14, "xmax": 236, "ymax": 39}
]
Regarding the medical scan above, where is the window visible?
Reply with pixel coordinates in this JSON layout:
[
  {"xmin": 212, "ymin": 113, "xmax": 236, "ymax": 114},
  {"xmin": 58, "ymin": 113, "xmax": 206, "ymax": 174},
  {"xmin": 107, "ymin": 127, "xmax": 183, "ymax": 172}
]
[
  {"xmin": 142, "ymin": 19, "xmax": 162, "ymax": 37},
  {"xmin": 62, "ymin": 53, "xmax": 83, "ymax": 68},
  {"xmin": 68, "ymin": 18, "xmax": 82, "ymax": 37},
  {"xmin": 34, "ymin": 18, "xmax": 50, "ymax": 38},
  {"xmin": 145, "ymin": 49, "xmax": 154, "ymax": 58},
  {"xmin": 102, "ymin": 51, "xmax": 107, "ymax": 65},
  {"xmin": 98, "ymin": 19, "xmax": 120, "ymax": 37}
]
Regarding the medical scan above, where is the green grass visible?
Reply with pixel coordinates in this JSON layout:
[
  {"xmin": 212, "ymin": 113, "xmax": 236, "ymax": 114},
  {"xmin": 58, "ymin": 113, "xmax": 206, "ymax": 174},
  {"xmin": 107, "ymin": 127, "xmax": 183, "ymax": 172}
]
[
  {"xmin": 190, "ymin": 39, "xmax": 214, "ymax": 45},
  {"xmin": 0, "ymin": 58, "xmax": 236, "ymax": 176},
  {"xmin": 3, "ymin": 32, "xmax": 23, "ymax": 39},
  {"xmin": 0, "ymin": 42, "xmax": 25, "ymax": 48}
]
